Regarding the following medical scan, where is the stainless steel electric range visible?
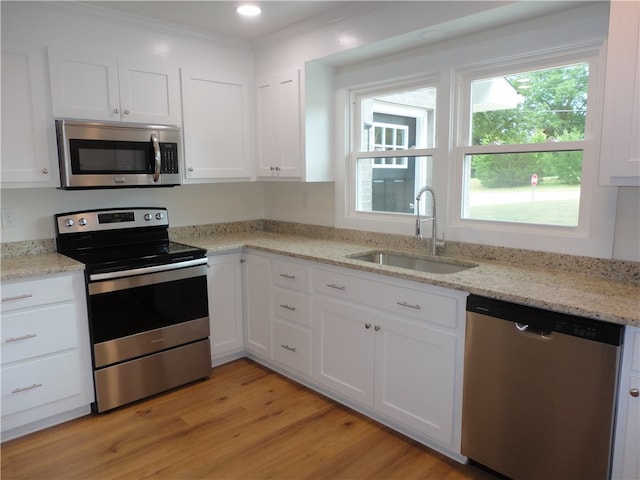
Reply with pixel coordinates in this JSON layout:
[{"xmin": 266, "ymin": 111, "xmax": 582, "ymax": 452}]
[{"xmin": 55, "ymin": 207, "xmax": 211, "ymax": 412}]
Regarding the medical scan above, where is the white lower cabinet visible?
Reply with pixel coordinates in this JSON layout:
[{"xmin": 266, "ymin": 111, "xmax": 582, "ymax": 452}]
[
  {"xmin": 243, "ymin": 252, "xmax": 272, "ymax": 360},
  {"xmin": 271, "ymin": 257, "xmax": 312, "ymax": 378},
  {"xmin": 207, "ymin": 254, "xmax": 244, "ymax": 365},
  {"xmin": 0, "ymin": 271, "xmax": 93, "ymax": 440},
  {"xmin": 612, "ymin": 326, "xmax": 640, "ymax": 480},
  {"xmin": 312, "ymin": 265, "xmax": 467, "ymax": 454}
]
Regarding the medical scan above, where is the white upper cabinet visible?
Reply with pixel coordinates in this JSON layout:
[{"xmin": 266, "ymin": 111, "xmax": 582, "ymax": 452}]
[
  {"xmin": 181, "ymin": 69, "xmax": 252, "ymax": 181},
  {"xmin": 255, "ymin": 68, "xmax": 303, "ymax": 178},
  {"xmin": 599, "ymin": 0, "xmax": 640, "ymax": 186},
  {"xmin": 1, "ymin": 42, "xmax": 57, "ymax": 187},
  {"xmin": 48, "ymin": 48, "xmax": 180, "ymax": 125}
]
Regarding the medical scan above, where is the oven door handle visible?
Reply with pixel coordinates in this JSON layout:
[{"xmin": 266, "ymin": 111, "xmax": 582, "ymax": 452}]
[{"xmin": 89, "ymin": 257, "xmax": 207, "ymax": 282}]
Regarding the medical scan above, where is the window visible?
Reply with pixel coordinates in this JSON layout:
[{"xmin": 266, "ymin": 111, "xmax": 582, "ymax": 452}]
[
  {"xmin": 353, "ymin": 84, "xmax": 437, "ymax": 215},
  {"xmin": 458, "ymin": 62, "xmax": 589, "ymax": 227}
]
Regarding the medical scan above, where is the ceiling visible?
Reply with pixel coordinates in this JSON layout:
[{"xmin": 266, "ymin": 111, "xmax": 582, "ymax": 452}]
[{"xmin": 84, "ymin": 1, "xmax": 373, "ymax": 41}]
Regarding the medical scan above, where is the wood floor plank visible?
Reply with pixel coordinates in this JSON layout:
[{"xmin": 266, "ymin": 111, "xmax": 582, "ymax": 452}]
[{"xmin": 1, "ymin": 359, "xmax": 495, "ymax": 480}]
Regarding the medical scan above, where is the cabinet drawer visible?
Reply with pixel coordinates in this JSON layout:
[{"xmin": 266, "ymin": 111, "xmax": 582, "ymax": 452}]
[
  {"xmin": 373, "ymin": 283, "xmax": 458, "ymax": 329},
  {"xmin": 315, "ymin": 267, "xmax": 458, "ymax": 328},
  {"xmin": 272, "ymin": 259, "xmax": 310, "ymax": 292},
  {"xmin": 1, "ymin": 351, "xmax": 82, "ymax": 417},
  {"xmin": 1, "ymin": 275, "xmax": 74, "ymax": 312},
  {"xmin": 273, "ymin": 319, "xmax": 311, "ymax": 376},
  {"xmin": 314, "ymin": 267, "xmax": 371, "ymax": 304},
  {"xmin": 272, "ymin": 287, "xmax": 310, "ymax": 327},
  {"xmin": 1, "ymin": 303, "xmax": 78, "ymax": 364}
]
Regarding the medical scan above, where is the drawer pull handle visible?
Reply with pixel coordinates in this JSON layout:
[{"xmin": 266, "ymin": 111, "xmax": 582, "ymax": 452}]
[
  {"xmin": 6, "ymin": 333, "xmax": 38, "ymax": 343},
  {"xmin": 280, "ymin": 304, "xmax": 296, "ymax": 311},
  {"xmin": 2, "ymin": 293, "xmax": 34, "ymax": 302},
  {"xmin": 279, "ymin": 273, "xmax": 296, "ymax": 279},
  {"xmin": 327, "ymin": 283, "xmax": 346, "ymax": 291},
  {"xmin": 281, "ymin": 344, "xmax": 297, "ymax": 352},
  {"xmin": 12, "ymin": 383, "xmax": 43, "ymax": 394},
  {"xmin": 397, "ymin": 301, "xmax": 421, "ymax": 310}
]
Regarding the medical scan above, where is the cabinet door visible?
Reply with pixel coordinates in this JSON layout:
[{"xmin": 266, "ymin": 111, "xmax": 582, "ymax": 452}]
[
  {"xmin": 182, "ymin": 69, "xmax": 251, "ymax": 180},
  {"xmin": 613, "ymin": 327, "xmax": 640, "ymax": 480},
  {"xmin": 243, "ymin": 253, "xmax": 272, "ymax": 359},
  {"xmin": 118, "ymin": 59, "xmax": 180, "ymax": 125},
  {"xmin": 255, "ymin": 69, "xmax": 302, "ymax": 178},
  {"xmin": 374, "ymin": 316, "xmax": 457, "ymax": 446},
  {"xmin": 1, "ymin": 42, "xmax": 56, "ymax": 186},
  {"xmin": 207, "ymin": 255, "xmax": 244, "ymax": 362},
  {"xmin": 599, "ymin": 0, "xmax": 640, "ymax": 186},
  {"xmin": 48, "ymin": 48, "xmax": 120, "ymax": 121},
  {"xmin": 313, "ymin": 297, "xmax": 375, "ymax": 407}
]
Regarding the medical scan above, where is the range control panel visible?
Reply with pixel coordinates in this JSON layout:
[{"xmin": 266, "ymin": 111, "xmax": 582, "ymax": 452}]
[{"xmin": 55, "ymin": 208, "xmax": 169, "ymax": 234}]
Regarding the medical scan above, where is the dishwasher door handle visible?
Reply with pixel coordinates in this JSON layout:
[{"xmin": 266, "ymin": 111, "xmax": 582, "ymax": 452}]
[{"xmin": 515, "ymin": 322, "xmax": 554, "ymax": 339}]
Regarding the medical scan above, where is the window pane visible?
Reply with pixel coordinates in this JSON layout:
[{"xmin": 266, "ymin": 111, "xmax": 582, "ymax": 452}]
[
  {"xmin": 357, "ymin": 155, "xmax": 432, "ymax": 214},
  {"xmin": 470, "ymin": 63, "xmax": 588, "ymax": 145},
  {"xmin": 463, "ymin": 151, "xmax": 581, "ymax": 226},
  {"xmin": 360, "ymin": 87, "xmax": 436, "ymax": 152}
]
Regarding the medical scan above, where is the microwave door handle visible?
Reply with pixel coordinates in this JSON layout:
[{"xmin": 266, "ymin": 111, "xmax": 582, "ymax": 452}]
[{"xmin": 151, "ymin": 133, "xmax": 161, "ymax": 183}]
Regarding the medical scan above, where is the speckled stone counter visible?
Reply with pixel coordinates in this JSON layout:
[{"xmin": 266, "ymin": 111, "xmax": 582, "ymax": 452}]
[
  {"xmin": 168, "ymin": 231, "xmax": 639, "ymax": 327},
  {"xmin": 1, "ymin": 252, "xmax": 84, "ymax": 280},
  {"xmin": 2, "ymin": 229, "xmax": 638, "ymax": 327}
]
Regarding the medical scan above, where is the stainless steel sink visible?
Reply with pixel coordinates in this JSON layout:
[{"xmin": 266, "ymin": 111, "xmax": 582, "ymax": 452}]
[{"xmin": 347, "ymin": 251, "xmax": 477, "ymax": 274}]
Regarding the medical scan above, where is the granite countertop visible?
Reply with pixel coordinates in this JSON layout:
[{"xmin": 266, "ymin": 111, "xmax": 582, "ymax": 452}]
[
  {"xmin": 1, "ymin": 252, "xmax": 84, "ymax": 280},
  {"xmin": 2, "ymin": 232, "xmax": 638, "ymax": 327},
  {"xmin": 171, "ymin": 232, "xmax": 639, "ymax": 328}
]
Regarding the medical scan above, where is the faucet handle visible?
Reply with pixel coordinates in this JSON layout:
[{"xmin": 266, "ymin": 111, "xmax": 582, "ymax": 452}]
[{"xmin": 435, "ymin": 232, "xmax": 446, "ymax": 248}]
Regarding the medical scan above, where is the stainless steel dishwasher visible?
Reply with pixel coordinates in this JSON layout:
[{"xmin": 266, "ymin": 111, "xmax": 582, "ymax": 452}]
[{"xmin": 462, "ymin": 295, "xmax": 623, "ymax": 480}]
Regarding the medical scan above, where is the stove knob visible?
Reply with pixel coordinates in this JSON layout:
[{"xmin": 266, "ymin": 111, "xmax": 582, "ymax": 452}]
[
  {"xmin": 78, "ymin": 217, "xmax": 88, "ymax": 226},
  {"xmin": 144, "ymin": 213, "xmax": 153, "ymax": 221},
  {"xmin": 155, "ymin": 212, "xmax": 164, "ymax": 220},
  {"xmin": 64, "ymin": 218, "xmax": 74, "ymax": 227}
]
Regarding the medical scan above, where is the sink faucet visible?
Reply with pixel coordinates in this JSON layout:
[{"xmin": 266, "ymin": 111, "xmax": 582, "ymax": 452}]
[{"xmin": 415, "ymin": 186, "xmax": 445, "ymax": 256}]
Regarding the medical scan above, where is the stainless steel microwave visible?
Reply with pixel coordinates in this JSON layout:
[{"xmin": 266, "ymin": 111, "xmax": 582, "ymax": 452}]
[{"xmin": 56, "ymin": 119, "xmax": 181, "ymax": 189}]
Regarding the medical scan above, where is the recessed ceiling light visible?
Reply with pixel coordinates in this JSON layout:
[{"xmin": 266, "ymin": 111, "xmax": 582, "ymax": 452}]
[{"xmin": 236, "ymin": 5, "xmax": 261, "ymax": 17}]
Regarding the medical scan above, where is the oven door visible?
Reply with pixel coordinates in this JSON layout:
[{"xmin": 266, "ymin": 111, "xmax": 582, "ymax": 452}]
[{"xmin": 88, "ymin": 264, "xmax": 209, "ymax": 368}]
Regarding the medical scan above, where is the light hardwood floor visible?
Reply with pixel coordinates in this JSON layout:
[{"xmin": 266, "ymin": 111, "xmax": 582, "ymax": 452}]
[{"xmin": 1, "ymin": 359, "xmax": 495, "ymax": 480}]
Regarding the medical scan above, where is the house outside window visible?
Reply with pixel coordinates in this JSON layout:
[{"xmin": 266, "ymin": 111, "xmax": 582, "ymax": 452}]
[{"xmin": 353, "ymin": 85, "xmax": 437, "ymax": 215}]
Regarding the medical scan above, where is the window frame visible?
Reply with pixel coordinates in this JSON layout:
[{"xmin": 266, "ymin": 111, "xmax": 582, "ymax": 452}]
[
  {"xmin": 449, "ymin": 48, "xmax": 604, "ymax": 240},
  {"xmin": 349, "ymin": 77, "xmax": 440, "ymax": 222}
]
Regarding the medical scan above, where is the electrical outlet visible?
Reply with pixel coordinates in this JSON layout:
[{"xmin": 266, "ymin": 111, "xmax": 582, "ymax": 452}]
[{"xmin": 2, "ymin": 208, "xmax": 17, "ymax": 228}]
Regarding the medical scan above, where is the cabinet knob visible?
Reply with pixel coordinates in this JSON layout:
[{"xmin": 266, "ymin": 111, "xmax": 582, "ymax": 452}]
[
  {"xmin": 123, "ymin": 109, "xmax": 130, "ymax": 115},
  {"xmin": 113, "ymin": 108, "xmax": 119, "ymax": 114},
  {"xmin": 631, "ymin": 388, "xmax": 639, "ymax": 398},
  {"xmin": 188, "ymin": 167, "xmax": 194, "ymax": 172},
  {"xmin": 365, "ymin": 323, "xmax": 372, "ymax": 329},
  {"xmin": 42, "ymin": 168, "xmax": 48, "ymax": 175},
  {"xmin": 374, "ymin": 325, "xmax": 381, "ymax": 331}
]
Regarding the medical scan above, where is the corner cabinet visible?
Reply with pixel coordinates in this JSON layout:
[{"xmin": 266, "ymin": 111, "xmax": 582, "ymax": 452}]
[
  {"xmin": 181, "ymin": 69, "xmax": 252, "ymax": 182},
  {"xmin": 254, "ymin": 64, "xmax": 333, "ymax": 182},
  {"xmin": 599, "ymin": 0, "xmax": 640, "ymax": 186},
  {"xmin": 255, "ymin": 69, "xmax": 303, "ymax": 178},
  {"xmin": 1, "ymin": 42, "xmax": 58, "ymax": 187},
  {"xmin": 1, "ymin": 271, "xmax": 93, "ymax": 441},
  {"xmin": 243, "ymin": 252, "xmax": 272, "ymax": 359},
  {"xmin": 207, "ymin": 254, "xmax": 244, "ymax": 365},
  {"xmin": 612, "ymin": 326, "xmax": 640, "ymax": 480},
  {"xmin": 48, "ymin": 48, "xmax": 181, "ymax": 125}
]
